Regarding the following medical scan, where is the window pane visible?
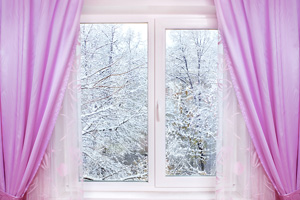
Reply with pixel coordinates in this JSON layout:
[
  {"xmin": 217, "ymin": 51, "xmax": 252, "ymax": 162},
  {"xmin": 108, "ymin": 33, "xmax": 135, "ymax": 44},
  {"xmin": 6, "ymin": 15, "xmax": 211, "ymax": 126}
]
[
  {"xmin": 80, "ymin": 24, "xmax": 148, "ymax": 182},
  {"xmin": 165, "ymin": 30, "xmax": 218, "ymax": 176}
]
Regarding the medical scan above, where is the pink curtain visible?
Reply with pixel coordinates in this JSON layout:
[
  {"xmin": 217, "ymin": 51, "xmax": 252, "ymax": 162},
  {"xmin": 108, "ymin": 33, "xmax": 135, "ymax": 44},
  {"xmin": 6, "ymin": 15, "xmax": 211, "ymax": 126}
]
[
  {"xmin": 0, "ymin": 0, "xmax": 82, "ymax": 199},
  {"xmin": 214, "ymin": 0, "xmax": 300, "ymax": 199}
]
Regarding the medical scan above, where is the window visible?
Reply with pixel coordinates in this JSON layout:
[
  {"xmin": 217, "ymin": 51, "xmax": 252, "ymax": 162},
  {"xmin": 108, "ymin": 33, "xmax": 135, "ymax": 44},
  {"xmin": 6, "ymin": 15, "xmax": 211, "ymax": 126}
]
[
  {"xmin": 155, "ymin": 18, "xmax": 217, "ymax": 189},
  {"xmin": 81, "ymin": 23, "xmax": 148, "ymax": 182},
  {"xmin": 165, "ymin": 30, "xmax": 218, "ymax": 177},
  {"xmin": 80, "ymin": 1, "xmax": 218, "ymax": 199}
]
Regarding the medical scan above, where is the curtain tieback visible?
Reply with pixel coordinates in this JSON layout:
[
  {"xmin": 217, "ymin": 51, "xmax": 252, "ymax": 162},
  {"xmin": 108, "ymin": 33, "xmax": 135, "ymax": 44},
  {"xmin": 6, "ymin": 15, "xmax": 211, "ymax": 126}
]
[
  {"xmin": 0, "ymin": 190, "xmax": 23, "ymax": 200},
  {"xmin": 279, "ymin": 189, "xmax": 300, "ymax": 200}
]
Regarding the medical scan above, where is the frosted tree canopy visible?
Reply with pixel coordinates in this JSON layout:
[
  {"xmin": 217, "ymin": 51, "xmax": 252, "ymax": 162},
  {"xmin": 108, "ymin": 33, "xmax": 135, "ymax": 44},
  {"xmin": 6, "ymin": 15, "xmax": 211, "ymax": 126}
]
[{"xmin": 80, "ymin": 24, "xmax": 218, "ymax": 182}]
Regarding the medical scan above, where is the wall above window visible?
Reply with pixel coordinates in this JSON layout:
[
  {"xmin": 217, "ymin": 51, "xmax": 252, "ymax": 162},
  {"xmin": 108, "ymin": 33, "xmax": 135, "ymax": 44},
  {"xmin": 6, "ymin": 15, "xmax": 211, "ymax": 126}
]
[{"xmin": 82, "ymin": 0, "xmax": 216, "ymax": 15}]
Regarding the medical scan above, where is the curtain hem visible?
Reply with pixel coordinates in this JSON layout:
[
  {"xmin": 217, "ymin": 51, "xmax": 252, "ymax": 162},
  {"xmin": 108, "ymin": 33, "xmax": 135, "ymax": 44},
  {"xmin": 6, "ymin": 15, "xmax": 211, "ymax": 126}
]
[
  {"xmin": 279, "ymin": 188, "xmax": 300, "ymax": 200},
  {"xmin": 0, "ymin": 189, "xmax": 23, "ymax": 200}
]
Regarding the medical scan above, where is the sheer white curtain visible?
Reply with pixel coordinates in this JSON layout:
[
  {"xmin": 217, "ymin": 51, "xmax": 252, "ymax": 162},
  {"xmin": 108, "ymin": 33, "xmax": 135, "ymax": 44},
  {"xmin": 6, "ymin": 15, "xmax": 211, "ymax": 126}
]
[
  {"xmin": 216, "ymin": 47, "xmax": 277, "ymax": 200},
  {"xmin": 24, "ymin": 55, "xmax": 83, "ymax": 200}
]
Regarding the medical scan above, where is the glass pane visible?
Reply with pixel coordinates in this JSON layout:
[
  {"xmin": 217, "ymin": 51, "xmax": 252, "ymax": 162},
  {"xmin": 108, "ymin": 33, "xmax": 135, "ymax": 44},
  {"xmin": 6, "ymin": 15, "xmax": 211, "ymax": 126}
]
[
  {"xmin": 80, "ymin": 24, "xmax": 148, "ymax": 182},
  {"xmin": 165, "ymin": 30, "xmax": 218, "ymax": 176}
]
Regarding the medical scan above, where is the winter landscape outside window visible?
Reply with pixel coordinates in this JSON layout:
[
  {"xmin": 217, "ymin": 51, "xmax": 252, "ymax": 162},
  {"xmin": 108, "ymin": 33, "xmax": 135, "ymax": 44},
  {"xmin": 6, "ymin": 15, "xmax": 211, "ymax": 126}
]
[
  {"xmin": 80, "ymin": 23, "xmax": 218, "ymax": 182},
  {"xmin": 80, "ymin": 24, "xmax": 148, "ymax": 182},
  {"xmin": 165, "ymin": 30, "xmax": 218, "ymax": 177}
]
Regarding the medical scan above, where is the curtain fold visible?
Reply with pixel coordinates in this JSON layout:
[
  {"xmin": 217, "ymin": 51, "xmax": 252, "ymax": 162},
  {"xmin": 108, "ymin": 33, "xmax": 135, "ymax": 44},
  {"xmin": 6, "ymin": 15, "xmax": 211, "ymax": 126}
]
[
  {"xmin": 0, "ymin": 0, "xmax": 83, "ymax": 199},
  {"xmin": 215, "ymin": 0, "xmax": 300, "ymax": 199}
]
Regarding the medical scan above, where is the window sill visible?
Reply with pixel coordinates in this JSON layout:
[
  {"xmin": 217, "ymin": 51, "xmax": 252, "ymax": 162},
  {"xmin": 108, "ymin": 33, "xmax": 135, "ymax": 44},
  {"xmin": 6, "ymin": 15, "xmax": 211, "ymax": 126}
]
[{"xmin": 84, "ymin": 191, "xmax": 215, "ymax": 200}]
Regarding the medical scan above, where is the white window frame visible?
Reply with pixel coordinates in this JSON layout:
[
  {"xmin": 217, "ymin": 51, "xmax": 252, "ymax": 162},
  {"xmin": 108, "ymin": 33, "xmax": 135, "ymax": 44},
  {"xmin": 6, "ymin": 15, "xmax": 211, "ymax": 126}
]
[
  {"xmin": 81, "ymin": 15, "xmax": 156, "ymax": 192},
  {"xmin": 155, "ymin": 17, "xmax": 217, "ymax": 189},
  {"xmin": 81, "ymin": 1, "xmax": 218, "ymax": 199}
]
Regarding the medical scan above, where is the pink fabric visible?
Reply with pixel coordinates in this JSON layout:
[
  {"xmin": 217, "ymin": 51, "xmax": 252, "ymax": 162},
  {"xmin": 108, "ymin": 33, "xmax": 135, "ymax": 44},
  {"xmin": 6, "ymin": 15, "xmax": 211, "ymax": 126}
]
[
  {"xmin": 0, "ymin": 0, "xmax": 82, "ymax": 199},
  {"xmin": 214, "ymin": 0, "xmax": 300, "ymax": 199}
]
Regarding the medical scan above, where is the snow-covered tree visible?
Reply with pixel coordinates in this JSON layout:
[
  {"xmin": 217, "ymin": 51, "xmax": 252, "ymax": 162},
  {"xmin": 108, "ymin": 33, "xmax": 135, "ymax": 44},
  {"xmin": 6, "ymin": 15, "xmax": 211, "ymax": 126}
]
[
  {"xmin": 80, "ymin": 25, "xmax": 218, "ymax": 181},
  {"xmin": 165, "ymin": 30, "xmax": 218, "ymax": 176},
  {"xmin": 81, "ymin": 24, "xmax": 148, "ymax": 181}
]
